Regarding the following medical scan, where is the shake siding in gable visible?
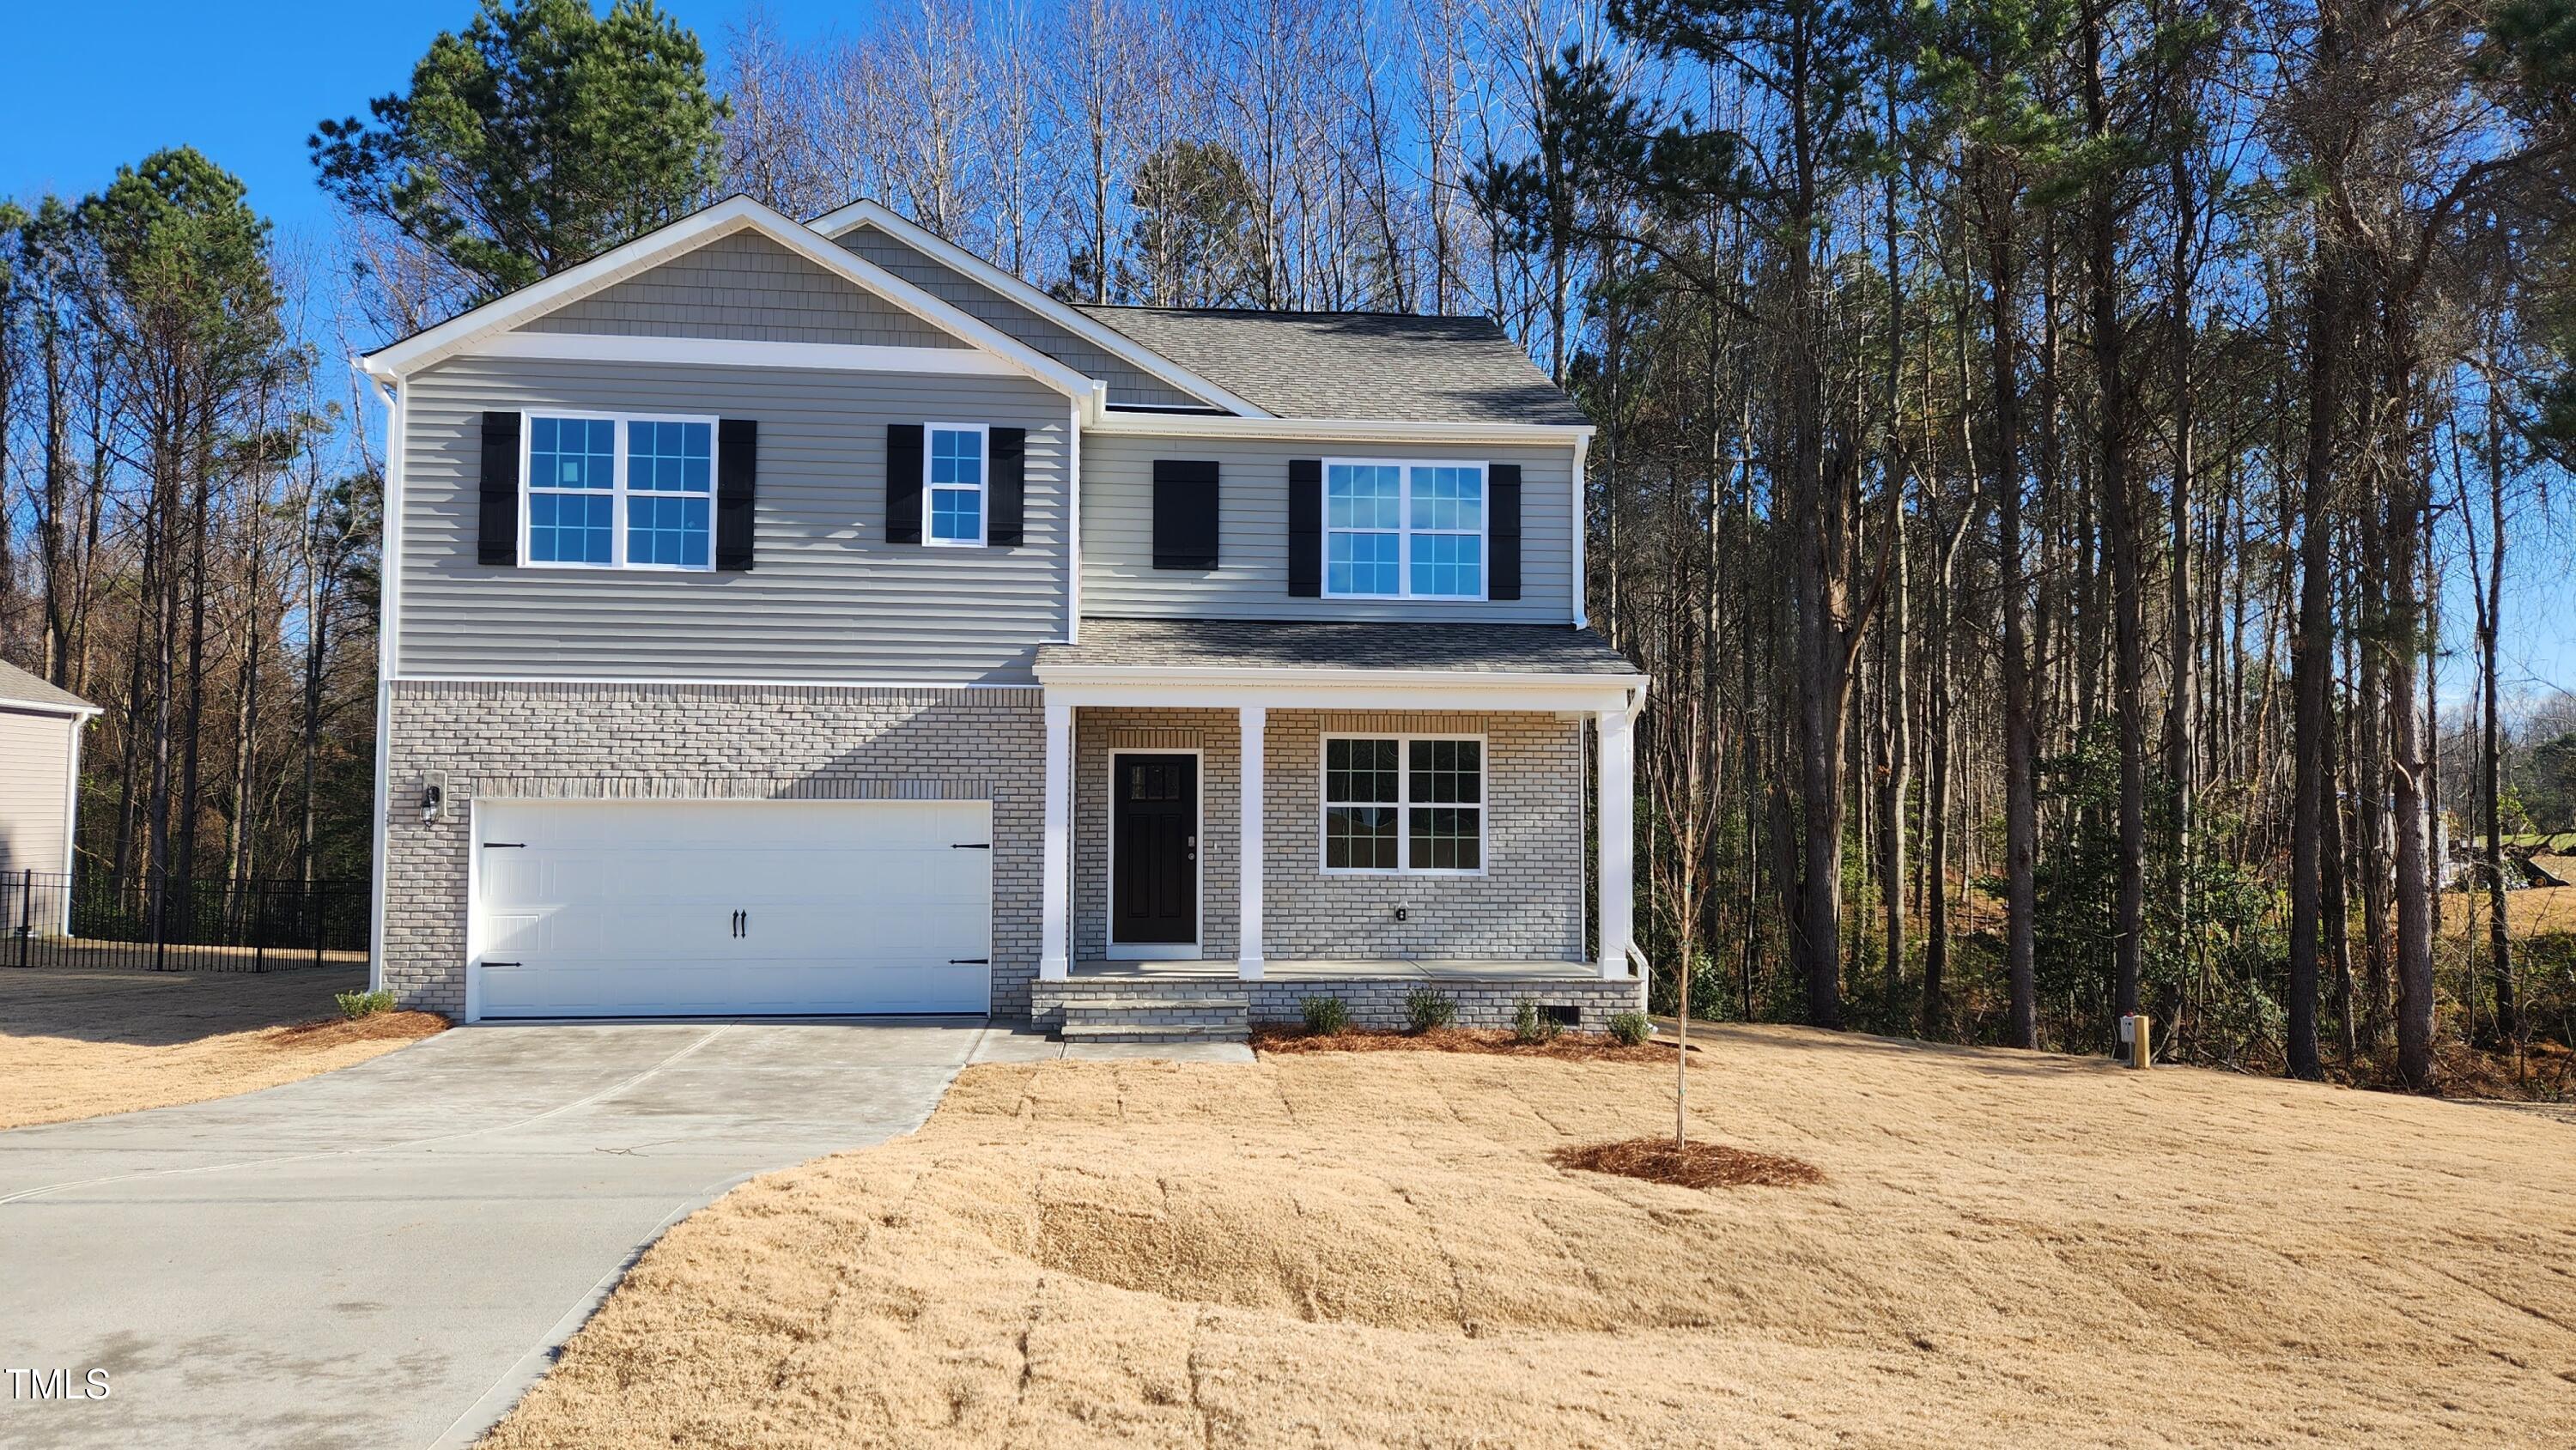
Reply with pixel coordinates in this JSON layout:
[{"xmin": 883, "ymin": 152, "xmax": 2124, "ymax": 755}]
[
  {"xmin": 397, "ymin": 355, "xmax": 1070, "ymax": 683},
  {"xmin": 522, "ymin": 230, "xmax": 967, "ymax": 348},
  {"xmin": 1078, "ymin": 432, "xmax": 1579, "ymax": 622},
  {"xmin": 831, "ymin": 225, "xmax": 1207, "ymax": 410}
]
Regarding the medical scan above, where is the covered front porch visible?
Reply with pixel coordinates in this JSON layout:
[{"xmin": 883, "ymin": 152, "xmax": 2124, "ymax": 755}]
[{"xmin": 1029, "ymin": 619, "xmax": 1649, "ymax": 1035}]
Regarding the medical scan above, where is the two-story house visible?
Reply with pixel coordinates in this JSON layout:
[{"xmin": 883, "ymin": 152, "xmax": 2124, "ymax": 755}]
[{"xmin": 358, "ymin": 196, "xmax": 1646, "ymax": 1040}]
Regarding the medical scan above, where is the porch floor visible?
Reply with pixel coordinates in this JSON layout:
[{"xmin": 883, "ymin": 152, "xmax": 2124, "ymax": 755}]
[{"xmin": 1069, "ymin": 959, "xmax": 1609, "ymax": 982}]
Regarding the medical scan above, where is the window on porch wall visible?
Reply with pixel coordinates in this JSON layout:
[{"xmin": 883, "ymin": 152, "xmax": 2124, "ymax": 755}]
[{"xmin": 1322, "ymin": 736, "xmax": 1482, "ymax": 873}]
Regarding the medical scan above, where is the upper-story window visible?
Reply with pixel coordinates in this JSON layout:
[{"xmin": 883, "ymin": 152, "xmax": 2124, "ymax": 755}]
[
  {"xmin": 1324, "ymin": 459, "xmax": 1485, "ymax": 599},
  {"xmin": 927, "ymin": 423, "xmax": 987, "ymax": 547},
  {"xmin": 526, "ymin": 414, "xmax": 714, "ymax": 570}
]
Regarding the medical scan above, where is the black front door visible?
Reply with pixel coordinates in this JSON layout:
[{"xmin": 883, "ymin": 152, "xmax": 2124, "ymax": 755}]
[{"xmin": 1112, "ymin": 754, "xmax": 1198, "ymax": 946}]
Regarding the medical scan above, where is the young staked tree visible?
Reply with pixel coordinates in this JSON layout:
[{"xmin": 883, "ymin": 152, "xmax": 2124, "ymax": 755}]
[{"xmin": 310, "ymin": 0, "xmax": 725, "ymax": 319}]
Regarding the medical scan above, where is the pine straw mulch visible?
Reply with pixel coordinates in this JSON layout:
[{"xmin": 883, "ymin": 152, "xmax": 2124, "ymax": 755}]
[
  {"xmin": 1552, "ymin": 1135, "xmax": 1824, "ymax": 1189},
  {"xmin": 264, "ymin": 1010, "xmax": 452, "ymax": 1051},
  {"xmin": 1250, "ymin": 1023, "xmax": 1695, "ymax": 1064},
  {"xmin": 0, "ymin": 967, "xmax": 447, "ymax": 1131}
]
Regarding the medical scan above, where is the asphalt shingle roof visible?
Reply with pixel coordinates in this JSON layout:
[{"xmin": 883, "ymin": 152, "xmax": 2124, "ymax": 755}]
[
  {"xmin": 1038, "ymin": 618, "xmax": 1640, "ymax": 677},
  {"xmin": 1075, "ymin": 307, "xmax": 1589, "ymax": 426},
  {"xmin": 0, "ymin": 658, "xmax": 96, "ymax": 713}
]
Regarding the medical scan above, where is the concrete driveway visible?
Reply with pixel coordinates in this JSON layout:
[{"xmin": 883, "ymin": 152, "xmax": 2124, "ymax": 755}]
[{"xmin": 0, "ymin": 1018, "xmax": 998, "ymax": 1449}]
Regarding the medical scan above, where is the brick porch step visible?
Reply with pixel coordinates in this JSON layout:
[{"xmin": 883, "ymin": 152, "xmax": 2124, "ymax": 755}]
[{"xmin": 1048, "ymin": 986, "xmax": 1250, "ymax": 1045}]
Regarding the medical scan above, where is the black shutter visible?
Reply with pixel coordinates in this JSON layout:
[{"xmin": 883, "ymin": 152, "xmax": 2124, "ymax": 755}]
[
  {"xmin": 1152, "ymin": 459, "xmax": 1220, "ymax": 569},
  {"xmin": 716, "ymin": 419, "xmax": 757, "ymax": 571},
  {"xmin": 1287, "ymin": 458, "xmax": 1322, "ymax": 597},
  {"xmin": 988, "ymin": 427, "xmax": 1026, "ymax": 546},
  {"xmin": 1488, "ymin": 463, "xmax": 1522, "ymax": 600},
  {"xmin": 885, "ymin": 422, "xmax": 923, "ymax": 543},
  {"xmin": 477, "ymin": 411, "xmax": 521, "ymax": 567}
]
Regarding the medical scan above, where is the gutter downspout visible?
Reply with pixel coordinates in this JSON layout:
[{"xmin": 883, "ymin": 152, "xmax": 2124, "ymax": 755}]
[{"xmin": 363, "ymin": 369, "xmax": 399, "ymax": 998}]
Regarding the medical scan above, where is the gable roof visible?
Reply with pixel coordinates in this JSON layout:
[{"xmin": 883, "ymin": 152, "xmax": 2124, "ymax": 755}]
[
  {"xmin": 358, "ymin": 197, "xmax": 1099, "ymax": 404},
  {"xmin": 1074, "ymin": 308, "xmax": 1589, "ymax": 426},
  {"xmin": 0, "ymin": 658, "xmax": 100, "ymax": 717},
  {"xmin": 807, "ymin": 201, "xmax": 1268, "ymax": 417}
]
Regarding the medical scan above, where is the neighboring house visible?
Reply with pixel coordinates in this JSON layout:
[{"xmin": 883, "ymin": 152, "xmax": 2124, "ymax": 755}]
[
  {"xmin": 0, "ymin": 658, "xmax": 100, "ymax": 935},
  {"xmin": 358, "ymin": 195, "xmax": 1647, "ymax": 1038}
]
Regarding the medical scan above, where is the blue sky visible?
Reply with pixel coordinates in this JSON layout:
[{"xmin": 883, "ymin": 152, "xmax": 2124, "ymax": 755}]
[
  {"xmin": 10, "ymin": 1, "xmax": 2575, "ymax": 707},
  {"xmin": 0, "ymin": 2, "xmax": 850, "ymax": 257}
]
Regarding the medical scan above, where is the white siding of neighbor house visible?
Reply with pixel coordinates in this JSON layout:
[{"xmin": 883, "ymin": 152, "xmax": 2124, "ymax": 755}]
[
  {"xmin": 524, "ymin": 231, "xmax": 969, "ymax": 348},
  {"xmin": 1077, "ymin": 432, "xmax": 1580, "ymax": 622},
  {"xmin": 0, "ymin": 707, "xmax": 75, "ymax": 878},
  {"xmin": 395, "ymin": 355, "xmax": 1072, "ymax": 683},
  {"xmin": 830, "ymin": 224, "xmax": 1209, "ymax": 410}
]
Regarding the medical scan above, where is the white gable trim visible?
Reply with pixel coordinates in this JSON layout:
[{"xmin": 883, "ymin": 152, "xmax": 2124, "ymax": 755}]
[
  {"xmin": 808, "ymin": 200, "xmax": 1273, "ymax": 420},
  {"xmin": 359, "ymin": 197, "xmax": 1104, "ymax": 410}
]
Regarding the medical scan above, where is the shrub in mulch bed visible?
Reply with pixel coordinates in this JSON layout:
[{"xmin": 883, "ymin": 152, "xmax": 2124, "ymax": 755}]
[
  {"xmin": 1249, "ymin": 1023, "xmax": 1692, "ymax": 1064},
  {"xmin": 1551, "ymin": 1137, "xmax": 1823, "ymax": 1190}
]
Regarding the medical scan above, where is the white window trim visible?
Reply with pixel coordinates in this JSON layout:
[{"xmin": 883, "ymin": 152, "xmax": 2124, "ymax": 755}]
[
  {"xmin": 923, "ymin": 420, "xmax": 991, "ymax": 549},
  {"xmin": 1321, "ymin": 457, "xmax": 1490, "ymax": 602},
  {"xmin": 1317, "ymin": 731, "xmax": 1490, "ymax": 877},
  {"xmin": 519, "ymin": 408, "xmax": 720, "ymax": 573}
]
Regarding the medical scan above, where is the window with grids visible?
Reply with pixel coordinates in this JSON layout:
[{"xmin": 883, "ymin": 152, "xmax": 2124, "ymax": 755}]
[
  {"xmin": 525, "ymin": 414, "xmax": 713, "ymax": 570},
  {"xmin": 1322, "ymin": 736, "xmax": 1484, "ymax": 872},
  {"xmin": 1323, "ymin": 460, "xmax": 1485, "ymax": 599},
  {"xmin": 927, "ymin": 424, "xmax": 987, "ymax": 545}
]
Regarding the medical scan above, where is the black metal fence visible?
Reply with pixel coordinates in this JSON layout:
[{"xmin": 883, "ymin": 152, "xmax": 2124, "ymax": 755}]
[{"xmin": 2, "ymin": 868, "xmax": 368, "ymax": 972}]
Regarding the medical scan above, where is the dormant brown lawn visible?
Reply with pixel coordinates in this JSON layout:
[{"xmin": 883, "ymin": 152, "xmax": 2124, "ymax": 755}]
[
  {"xmin": 487, "ymin": 1024, "xmax": 2576, "ymax": 1448},
  {"xmin": 0, "ymin": 965, "xmax": 444, "ymax": 1130}
]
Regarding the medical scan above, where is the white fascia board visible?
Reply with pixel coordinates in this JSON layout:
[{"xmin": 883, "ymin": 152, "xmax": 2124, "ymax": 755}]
[
  {"xmin": 807, "ymin": 200, "xmax": 1271, "ymax": 419},
  {"xmin": 359, "ymin": 197, "xmax": 1102, "ymax": 409},
  {"xmin": 0, "ymin": 697, "xmax": 102, "ymax": 719},
  {"xmin": 1089, "ymin": 411, "xmax": 1597, "ymax": 448},
  {"xmin": 461, "ymin": 333, "xmax": 1026, "ymax": 377},
  {"xmin": 1037, "ymin": 670, "xmax": 1645, "ymax": 714}
]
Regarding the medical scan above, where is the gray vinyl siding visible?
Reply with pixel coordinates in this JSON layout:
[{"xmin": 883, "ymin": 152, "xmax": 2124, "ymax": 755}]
[
  {"xmin": 525, "ymin": 231, "xmax": 967, "ymax": 348},
  {"xmin": 834, "ymin": 224, "xmax": 1207, "ymax": 410},
  {"xmin": 1078, "ymin": 434, "xmax": 1580, "ymax": 622},
  {"xmin": 0, "ymin": 707, "xmax": 74, "ymax": 877},
  {"xmin": 396, "ymin": 355, "xmax": 1071, "ymax": 683}
]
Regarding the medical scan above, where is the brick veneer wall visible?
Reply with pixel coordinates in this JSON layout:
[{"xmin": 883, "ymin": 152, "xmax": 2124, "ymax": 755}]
[
  {"xmin": 380, "ymin": 681, "xmax": 1043, "ymax": 1019},
  {"xmin": 1030, "ymin": 974, "xmax": 1645, "ymax": 1032},
  {"xmin": 1072, "ymin": 707, "xmax": 1589, "ymax": 967},
  {"xmin": 1247, "ymin": 976, "xmax": 1642, "ymax": 1030},
  {"xmin": 1263, "ymin": 711, "xmax": 1588, "ymax": 962},
  {"xmin": 1074, "ymin": 707, "xmax": 1241, "ymax": 960}
]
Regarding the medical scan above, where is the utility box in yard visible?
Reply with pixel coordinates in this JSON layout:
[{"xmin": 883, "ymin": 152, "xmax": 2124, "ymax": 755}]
[{"xmin": 2117, "ymin": 1014, "xmax": 2153, "ymax": 1070}]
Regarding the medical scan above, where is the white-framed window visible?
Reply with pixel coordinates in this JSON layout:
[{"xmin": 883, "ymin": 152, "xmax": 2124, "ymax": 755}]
[
  {"xmin": 926, "ymin": 422, "xmax": 988, "ymax": 547},
  {"xmin": 523, "ymin": 411, "xmax": 715, "ymax": 571},
  {"xmin": 1321, "ymin": 734, "xmax": 1485, "ymax": 874},
  {"xmin": 1324, "ymin": 458, "xmax": 1486, "ymax": 599}
]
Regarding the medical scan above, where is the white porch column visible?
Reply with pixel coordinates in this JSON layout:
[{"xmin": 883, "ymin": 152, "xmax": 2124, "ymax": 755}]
[
  {"xmin": 1237, "ymin": 705, "xmax": 1267, "ymax": 980},
  {"xmin": 1596, "ymin": 707, "xmax": 1636, "ymax": 979},
  {"xmin": 1040, "ymin": 701, "xmax": 1073, "ymax": 980}
]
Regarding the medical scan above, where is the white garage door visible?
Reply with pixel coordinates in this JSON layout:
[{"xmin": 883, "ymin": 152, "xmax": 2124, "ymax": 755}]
[{"xmin": 471, "ymin": 799, "xmax": 993, "ymax": 1018}]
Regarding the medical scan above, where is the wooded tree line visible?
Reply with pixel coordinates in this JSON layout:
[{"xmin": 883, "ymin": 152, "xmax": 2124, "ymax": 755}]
[
  {"xmin": 12, "ymin": 0, "xmax": 2576, "ymax": 1092},
  {"xmin": 0, "ymin": 155, "xmax": 380, "ymax": 913}
]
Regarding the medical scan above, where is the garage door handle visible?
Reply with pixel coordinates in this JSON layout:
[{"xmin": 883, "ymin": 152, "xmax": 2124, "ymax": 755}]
[
  {"xmin": 484, "ymin": 842, "xmax": 526, "ymax": 848},
  {"xmin": 951, "ymin": 842, "xmax": 990, "ymax": 850},
  {"xmin": 948, "ymin": 958, "xmax": 987, "ymax": 965},
  {"xmin": 485, "ymin": 961, "xmax": 522, "ymax": 968}
]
